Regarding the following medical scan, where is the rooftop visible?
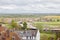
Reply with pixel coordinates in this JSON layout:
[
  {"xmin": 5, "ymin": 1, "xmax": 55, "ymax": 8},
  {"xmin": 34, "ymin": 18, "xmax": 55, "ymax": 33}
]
[{"xmin": 15, "ymin": 29, "xmax": 37, "ymax": 37}]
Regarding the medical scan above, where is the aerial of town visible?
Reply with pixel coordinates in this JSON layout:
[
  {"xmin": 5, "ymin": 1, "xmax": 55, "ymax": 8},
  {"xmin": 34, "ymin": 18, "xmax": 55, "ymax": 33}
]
[
  {"xmin": 0, "ymin": 14, "xmax": 40, "ymax": 40},
  {"xmin": 0, "ymin": 0, "xmax": 60, "ymax": 40},
  {"xmin": 0, "ymin": 14, "xmax": 60, "ymax": 40}
]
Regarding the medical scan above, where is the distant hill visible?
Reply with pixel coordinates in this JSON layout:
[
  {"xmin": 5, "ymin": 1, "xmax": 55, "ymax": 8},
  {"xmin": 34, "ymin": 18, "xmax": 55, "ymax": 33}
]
[{"xmin": 0, "ymin": 13, "xmax": 60, "ymax": 17}]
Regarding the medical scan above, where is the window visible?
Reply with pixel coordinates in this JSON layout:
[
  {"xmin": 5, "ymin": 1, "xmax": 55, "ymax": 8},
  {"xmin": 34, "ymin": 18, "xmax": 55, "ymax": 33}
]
[
  {"xmin": 12, "ymin": 38, "xmax": 15, "ymax": 40},
  {"xmin": 2, "ymin": 37, "xmax": 6, "ymax": 40},
  {"xmin": 28, "ymin": 37, "xmax": 30, "ymax": 39},
  {"xmin": 22, "ymin": 37, "xmax": 26, "ymax": 39},
  {"xmin": 12, "ymin": 36, "xmax": 15, "ymax": 40}
]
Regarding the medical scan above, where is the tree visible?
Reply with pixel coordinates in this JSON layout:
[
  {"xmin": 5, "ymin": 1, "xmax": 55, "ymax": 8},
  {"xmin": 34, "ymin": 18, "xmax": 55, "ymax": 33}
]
[
  {"xmin": 23, "ymin": 22, "xmax": 27, "ymax": 30},
  {"xmin": 11, "ymin": 20, "xmax": 17, "ymax": 28},
  {"xmin": 57, "ymin": 19, "xmax": 60, "ymax": 22}
]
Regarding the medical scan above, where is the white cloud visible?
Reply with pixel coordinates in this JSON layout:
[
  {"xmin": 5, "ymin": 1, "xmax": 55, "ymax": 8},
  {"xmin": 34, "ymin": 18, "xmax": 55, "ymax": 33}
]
[
  {"xmin": 0, "ymin": 0, "xmax": 60, "ymax": 13},
  {"xmin": 41, "ymin": 0, "xmax": 60, "ymax": 2},
  {"xmin": 0, "ymin": 4, "xmax": 18, "ymax": 10},
  {"xmin": 42, "ymin": 3, "xmax": 60, "ymax": 9}
]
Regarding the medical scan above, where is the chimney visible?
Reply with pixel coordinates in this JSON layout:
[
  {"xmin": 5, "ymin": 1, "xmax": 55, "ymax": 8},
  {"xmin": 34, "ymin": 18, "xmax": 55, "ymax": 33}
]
[
  {"xmin": 0, "ymin": 33, "xmax": 1, "ymax": 36},
  {"xmin": 0, "ymin": 24, "xmax": 2, "ymax": 27},
  {"xmin": 6, "ymin": 30, "xmax": 10, "ymax": 37}
]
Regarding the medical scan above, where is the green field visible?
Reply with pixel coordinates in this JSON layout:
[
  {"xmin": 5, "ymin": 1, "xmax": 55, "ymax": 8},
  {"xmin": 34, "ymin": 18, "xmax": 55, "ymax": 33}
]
[
  {"xmin": 33, "ymin": 22, "xmax": 60, "ymax": 30},
  {"xmin": 33, "ymin": 22, "xmax": 60, "ymax": 40},
  {"xmin": 40, "ymin": 33, "xmax": 56, "ymax": 40},
  {"xmin": 34, "ymin": 22, "xmax": 60, "ymax": 25}
]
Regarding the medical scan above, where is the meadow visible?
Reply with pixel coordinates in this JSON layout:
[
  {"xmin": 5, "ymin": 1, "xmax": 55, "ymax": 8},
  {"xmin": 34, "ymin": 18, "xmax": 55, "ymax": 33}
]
[{"xmin": 33, "ymin": 22, "xmax": 60, "ymax": 40}]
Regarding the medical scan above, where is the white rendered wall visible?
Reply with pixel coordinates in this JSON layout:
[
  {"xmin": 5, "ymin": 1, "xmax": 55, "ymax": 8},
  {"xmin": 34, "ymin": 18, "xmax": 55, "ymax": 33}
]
[{"xmin": 36, "ymin": 30, "xmax": 40, "ymax": 40}]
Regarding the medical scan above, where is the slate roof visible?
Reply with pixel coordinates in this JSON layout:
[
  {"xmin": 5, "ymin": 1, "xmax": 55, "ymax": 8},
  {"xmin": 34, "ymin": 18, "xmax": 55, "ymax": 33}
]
[{"xmin": 15, "ymin": 29, "xmax": 37, "ymax": 39}]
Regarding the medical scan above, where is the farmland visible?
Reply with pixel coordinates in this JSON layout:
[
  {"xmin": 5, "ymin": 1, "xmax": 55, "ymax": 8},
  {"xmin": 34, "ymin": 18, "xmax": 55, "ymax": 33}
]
[{"xmin": 33, "ymin": 22, "xmax": 60, "ymax": 40}]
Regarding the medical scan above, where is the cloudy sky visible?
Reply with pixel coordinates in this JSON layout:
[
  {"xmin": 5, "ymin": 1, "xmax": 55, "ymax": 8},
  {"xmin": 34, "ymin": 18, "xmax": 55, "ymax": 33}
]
[{"xmin": 0, "ymin": 0, "xmax": 60, "ymax": 14}]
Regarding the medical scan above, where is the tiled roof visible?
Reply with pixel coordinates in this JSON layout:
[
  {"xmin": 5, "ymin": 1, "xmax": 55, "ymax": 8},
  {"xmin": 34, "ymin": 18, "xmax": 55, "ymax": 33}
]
[
  {"xmin": 6, "ymin": 32, "xmax": 21, "ymax": 40},
  {"xmin": 0, "ymin": 25, "xmax": 21, "ymax": 40},
  {"xmin": 0, "ymin": 26, "xmax": 7, "ymax": 32}
]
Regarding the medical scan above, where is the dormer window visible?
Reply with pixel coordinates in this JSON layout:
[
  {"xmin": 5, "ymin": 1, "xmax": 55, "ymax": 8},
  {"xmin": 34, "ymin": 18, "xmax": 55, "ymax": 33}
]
[
  {"xmin": 12, "ymin": 38, "xmax": 15, "ymax": 40},
  {"xmin": 0, "ymin": 24, "xmax": 2, "ymax": 27},
  {"xmin": 0, "ymin": 33, "xmax": 1, "ymax": 36},
  {"xmin": 2, "ymin": 37, "xmax": 6, "ymax": 40},
  {"xmin": 26, "ymin": 36, "xmax": 28, "ymax": 39},
  {"xmin": 12, "ymin": 36, "xmax": 15, "ymax": 40}
]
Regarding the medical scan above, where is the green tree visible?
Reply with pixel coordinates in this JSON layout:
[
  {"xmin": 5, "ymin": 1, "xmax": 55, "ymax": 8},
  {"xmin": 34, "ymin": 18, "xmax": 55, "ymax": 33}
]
[
  {"xmin": 11, "ymin": 20, "xmax": 22, "ymax": 30},
  {"xmin": 23, "ymin": 22, "xmax": 27, "ymax": 30},
  {"xmin": 57, "ymin": 19, "xmax": 60, "ymax": 22},
  {"xmin": 11, "ymin": 20, "xmax": 17, "ymax": 28}
]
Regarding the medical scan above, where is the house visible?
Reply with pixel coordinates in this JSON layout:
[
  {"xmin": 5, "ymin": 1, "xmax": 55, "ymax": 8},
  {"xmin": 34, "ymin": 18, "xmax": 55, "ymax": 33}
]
[
  {"xmin": 0, "ymin": 22, "xmax": 40, "ymax": 40},
  {"xmin": 17, "ymin": 21, "xmax": 40, "ymax": 40},
  {"xmin": 0, "ymin": 24, "xmax": 21, "ymax": 40},
  {"xmin": 15, "ymin": 29, "xmax": 40, "ymax": 40}
]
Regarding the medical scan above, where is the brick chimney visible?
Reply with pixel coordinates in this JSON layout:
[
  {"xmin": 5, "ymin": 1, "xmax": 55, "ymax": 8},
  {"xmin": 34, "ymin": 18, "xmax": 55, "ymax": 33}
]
[
  {"xmin": 6, "ymin": 30, "xmax": 10, "ymax": 37},
  {"xmin": 0, "ymin": 24, "xmax": 2, "ymax": 27}
]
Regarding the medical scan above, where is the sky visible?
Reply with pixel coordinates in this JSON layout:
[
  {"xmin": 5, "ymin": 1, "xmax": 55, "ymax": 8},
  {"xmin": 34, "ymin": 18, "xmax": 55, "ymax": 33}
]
[{"xmin": 0, "ymin": 0, "xmax": 60, "ymax": 14}]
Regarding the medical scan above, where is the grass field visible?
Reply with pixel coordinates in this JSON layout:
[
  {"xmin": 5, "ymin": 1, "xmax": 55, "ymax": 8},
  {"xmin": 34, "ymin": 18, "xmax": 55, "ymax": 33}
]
[
  {"xmin": 34, "ymin": 22, "xmax": 60, "ymax": 25},
  {"xmin": 33, "ymin": 22, "xmax": 60, "ymax": 40},
  {"xmin": 40, "ymin": 33, "xmax": 56, "ymax": 40},
  {"xmin": 33, "ymin": 22, "xmax": 60, "ymax": 30}
]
